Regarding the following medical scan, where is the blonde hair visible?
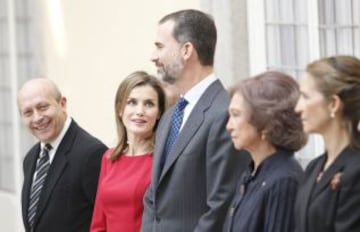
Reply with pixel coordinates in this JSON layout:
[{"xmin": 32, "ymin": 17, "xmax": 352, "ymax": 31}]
[{"xmin": 306, "ymin": 55, "xmax": 360, "ymax": 150}]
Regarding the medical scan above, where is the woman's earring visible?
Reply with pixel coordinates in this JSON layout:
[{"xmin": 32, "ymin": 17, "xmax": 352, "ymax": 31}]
[
  {"xmin": 261, "ymin": 132, "xmax": 266, "ymax": 140},
  {"xmin": 330, "ymin": 112, "xmax": 335, "ymax": 118}
]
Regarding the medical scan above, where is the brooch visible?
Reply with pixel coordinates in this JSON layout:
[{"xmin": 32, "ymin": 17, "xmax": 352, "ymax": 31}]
[{"xmin": 330, "ymin": 172, "xmax": 343, "ymax": 190}]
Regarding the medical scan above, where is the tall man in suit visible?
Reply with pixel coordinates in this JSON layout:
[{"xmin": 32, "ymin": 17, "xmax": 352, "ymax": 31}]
[
  {"xmin": 141, "ymin": 9, "xmax": 249, "ymax": 232},
  {"xmin": 17, "ymin": 78, "xmax": 107, "ymax": 232}
]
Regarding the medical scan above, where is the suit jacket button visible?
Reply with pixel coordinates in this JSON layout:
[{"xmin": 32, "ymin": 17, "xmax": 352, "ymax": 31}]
[{"xmin": 155, "ymin": 216, "xmax": 161, "ymax": 223}]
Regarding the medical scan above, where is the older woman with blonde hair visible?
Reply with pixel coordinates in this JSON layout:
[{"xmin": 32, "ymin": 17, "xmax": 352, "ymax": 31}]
[{"xmin": 295, "ymin": 55, "xmax": 360, "ymax": 232}]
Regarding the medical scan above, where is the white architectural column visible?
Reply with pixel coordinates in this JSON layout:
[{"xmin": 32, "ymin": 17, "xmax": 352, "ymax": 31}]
[
  {"xmin": 201, "ymin": 0, "xmax": 250, "ymax": 87},
  {"xmin": 0, "ymin": 0, "xmax": 23, "ymax": 230}
]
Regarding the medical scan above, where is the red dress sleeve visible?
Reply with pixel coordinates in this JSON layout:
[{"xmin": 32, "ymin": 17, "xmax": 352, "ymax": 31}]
[{"xmin": 90, "ymin": 149, "xmax": 112, "ymax": 232}]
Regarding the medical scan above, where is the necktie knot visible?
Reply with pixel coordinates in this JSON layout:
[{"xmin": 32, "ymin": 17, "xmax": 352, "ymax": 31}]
[
  {"xmin": 40, "ymin": 143, "xmax": 52, "ymax": 158},
  {"xmin": 176, "ymin": 97, "xmax": 188, "ymax": 111},
  {"xmin": 44, "ymin": 143, "xmax": 52, "ymax": 150}
]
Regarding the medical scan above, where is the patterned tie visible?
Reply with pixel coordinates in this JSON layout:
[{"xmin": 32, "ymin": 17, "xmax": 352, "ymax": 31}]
[
  {"xmin": 28, "ymin": 143, "xmax": 52, "ymax": 228},
  {"xmin": 164, "ymin": 97, "xmax": 188, "ymax": 158}
]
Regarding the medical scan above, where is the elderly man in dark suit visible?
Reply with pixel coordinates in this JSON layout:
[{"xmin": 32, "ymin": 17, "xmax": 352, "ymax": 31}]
[
  {"xmin": 17, "ymin": 78, "xmax": 107, "ymax": 232},
  {"xmin": 141, "ymin": 9, "xmax": 249, "ymax": 232}
]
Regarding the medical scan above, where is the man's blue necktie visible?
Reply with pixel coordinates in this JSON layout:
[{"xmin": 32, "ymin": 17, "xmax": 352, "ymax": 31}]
[{"xmin": 164, "ymin": 97, "xmax": 188, "ymax": 158}]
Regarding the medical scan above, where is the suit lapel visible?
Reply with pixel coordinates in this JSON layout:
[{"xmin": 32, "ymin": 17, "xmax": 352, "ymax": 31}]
[
  {"xmin": 33, "ymin": 121, "xmax": 78, "ymax": 226},
  {"xmin": 311, "ymin": 147, "xmax": 353, "ymax": 198},
  {"xmin": 298, "ymin": 156, "xmax": 324, "ymax": 231},
  {"xmin": 159, "ymin": 105, "xmax": 205, "ymax": 181},
  {"xmin": 159, "ymin": 80, "xmax": 223, "ymax": 183},
  {"xmin": 152, "ymin": 110, "xmax": 173, "ymax": 186}
]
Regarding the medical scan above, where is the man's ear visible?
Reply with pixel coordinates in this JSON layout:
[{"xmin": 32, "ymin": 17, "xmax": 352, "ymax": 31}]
[
  {"xmin": 182, "ymin": 42, "xmax": 194, "ymax": 61},
  {"xmin": 60, "ymin": 96, "xmax": 67, "ymax": 107}
]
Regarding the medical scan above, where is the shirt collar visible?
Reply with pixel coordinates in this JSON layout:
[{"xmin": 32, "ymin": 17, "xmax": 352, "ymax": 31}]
[
  {"xmin": 41, "ymin": 116, "xmax": 72, "ymax": 154},
  {"xmin": 182, "ymin": 73, "xmax": 217, "ymax": 105}
]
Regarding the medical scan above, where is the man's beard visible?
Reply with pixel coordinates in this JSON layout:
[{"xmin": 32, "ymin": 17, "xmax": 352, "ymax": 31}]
[
  {"xmin": 159, "ymin": 60, "xmax": 183, "ymax": 84},
  {"xmin": 160, "ymin": 71, "xmax": 177, "ymax": 84}
]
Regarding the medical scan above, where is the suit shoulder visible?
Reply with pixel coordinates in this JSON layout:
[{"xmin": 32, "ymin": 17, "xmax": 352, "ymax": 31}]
[
  {"xmin": 206, "ymin": 88, "xmax": 230, "ymax": 118},
  {"xmin": 68, "ymin": 122, "xmax": 108, "ymax": 158},
  {"xmin": 23, "ymin": 143, "xmax": 40, "ymax": 164},
  {"xmin": 74, "ymin": 123, "xmax": 106, "ymax": 146},
  {"xmin": 341, "ymin": 150, "xmax": 360, "ymax": 187},
  {"xmin": 266, "ymin": 156, "xmax": 304, "ymax": 184},
  {"xmin": 211, "ymin": 86, "xmax": 230, "ymax": 104},
  {"xmin": 344, "ymin": 148, "xmax": 360, "ymax": 165},
  {"xmin": 305, "ymin": 154, "xmax": 324, "ymax": 172}
]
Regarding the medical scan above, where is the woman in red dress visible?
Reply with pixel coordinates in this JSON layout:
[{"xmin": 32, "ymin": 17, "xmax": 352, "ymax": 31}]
[{"xmin": 90, "ymin": 71, "xmax": 166, "ymax": 232}]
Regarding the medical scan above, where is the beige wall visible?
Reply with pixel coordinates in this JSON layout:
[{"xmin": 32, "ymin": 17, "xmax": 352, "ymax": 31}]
[
  {"xmin": 42, "ymin": 0, "xmax": 201, "ymax": 147},
  {"xmin": 3, "ymin": 2, "xmax": 250, "ymax": 231},
  {"xmin": 3, "ymin": 2, "xmax": 202, "ymax": 231}
]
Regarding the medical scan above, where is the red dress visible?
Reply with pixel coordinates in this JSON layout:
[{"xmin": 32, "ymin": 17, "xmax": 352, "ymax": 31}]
[{"xmin": 90, "ymin": 149, "xmax": 153, "ymax": 232}]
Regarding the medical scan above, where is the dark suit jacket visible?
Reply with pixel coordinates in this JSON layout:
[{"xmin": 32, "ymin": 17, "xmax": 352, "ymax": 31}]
[
  {"xmin": 295, "ymin": 146, "xmax": 360, "ymax": 232},
  {"xmin": 21, "ymin": 120, "xmax": 107, "ymax": 232},
  {"xmin": 224, "ymin": 150, "xmax": 303, "ymax": 232},
  {"xmin": 142, "ymin": 80, "xmax": 249, "ymax": 232}
]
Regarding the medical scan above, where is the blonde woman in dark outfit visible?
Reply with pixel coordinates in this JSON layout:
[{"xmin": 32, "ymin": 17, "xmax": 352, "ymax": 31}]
[{"xmin": 295, "ymin": 55, "xmax": 360, "ymax": 232}]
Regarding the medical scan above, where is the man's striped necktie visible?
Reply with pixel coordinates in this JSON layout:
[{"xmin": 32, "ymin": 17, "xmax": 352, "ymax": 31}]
[{"xmin": 28, "ymin": 143, "xmax": 52, "ymax": 229}]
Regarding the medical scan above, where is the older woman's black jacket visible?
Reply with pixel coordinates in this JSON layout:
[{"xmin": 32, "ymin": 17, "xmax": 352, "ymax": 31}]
[{"xmin": 224, "ymin": 149, "xmax": 303, "ymax": 232}]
